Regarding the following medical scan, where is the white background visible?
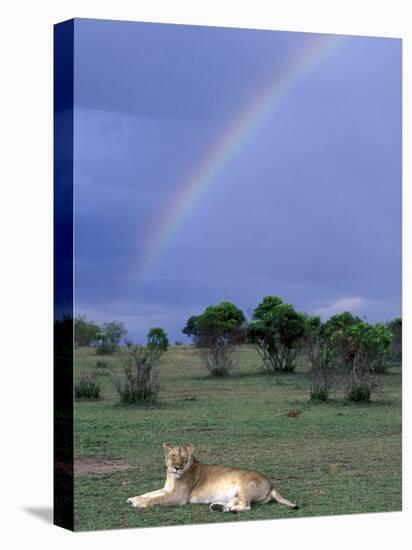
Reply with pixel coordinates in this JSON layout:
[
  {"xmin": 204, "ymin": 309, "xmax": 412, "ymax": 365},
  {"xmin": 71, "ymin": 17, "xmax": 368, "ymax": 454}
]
[{"xmin": 0, "ymin": 1, "xmax": 410, "ymax": 548}]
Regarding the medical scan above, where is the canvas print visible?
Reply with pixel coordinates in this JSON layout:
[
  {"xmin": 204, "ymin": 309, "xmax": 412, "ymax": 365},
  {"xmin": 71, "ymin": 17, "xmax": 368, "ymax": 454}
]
[{"xmin": 54, "ymin": 18, "xmax": 402, "ymax": 531}]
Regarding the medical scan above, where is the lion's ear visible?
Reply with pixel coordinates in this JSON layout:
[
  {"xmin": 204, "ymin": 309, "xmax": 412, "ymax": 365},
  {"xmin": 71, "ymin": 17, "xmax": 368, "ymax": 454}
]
[
  {"xmin": 186, "ymin": 444, "xmax": 194, "ymax": 456},
  {"xmin": 163, "ymin": 442, "xmax": 172, "ymax": 452}
]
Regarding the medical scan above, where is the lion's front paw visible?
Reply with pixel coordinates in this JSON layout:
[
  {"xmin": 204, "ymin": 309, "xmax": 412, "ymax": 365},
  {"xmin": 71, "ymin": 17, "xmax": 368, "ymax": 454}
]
[{"xmin": 127, "ymin": 496, "xmax": 147, "ymax": 508}]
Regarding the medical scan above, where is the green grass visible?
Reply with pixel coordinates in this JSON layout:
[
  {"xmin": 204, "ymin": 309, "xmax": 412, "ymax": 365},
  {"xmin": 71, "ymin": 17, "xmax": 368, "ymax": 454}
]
[{"xmin": 74, "ymin": 346, "xmax": 402, "ymax": 531}]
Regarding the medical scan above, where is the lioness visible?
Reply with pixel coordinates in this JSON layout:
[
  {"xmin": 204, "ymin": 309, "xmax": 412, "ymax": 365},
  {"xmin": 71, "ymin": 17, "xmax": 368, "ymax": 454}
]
[{"xmin": 127, "ymin": 443, "xmax": 299, "ymax": 513}]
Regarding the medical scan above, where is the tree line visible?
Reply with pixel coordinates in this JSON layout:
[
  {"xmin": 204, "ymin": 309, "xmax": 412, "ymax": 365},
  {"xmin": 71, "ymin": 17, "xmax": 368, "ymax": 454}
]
[
  {"xmin": 182, "ymin": 297, "xmax": 402, "ymax": 403},
  {"xmin": 74, "ymin": 296, "xmax": 401, "ymax": 405}
]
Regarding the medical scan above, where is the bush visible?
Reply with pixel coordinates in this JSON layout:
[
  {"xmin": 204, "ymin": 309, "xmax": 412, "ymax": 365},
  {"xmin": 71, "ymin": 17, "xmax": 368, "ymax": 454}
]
[
  {"xmin": 304, "ymin": 315, "xmax": 337, "ymax": 401},
  {"xmin": 75, "ymin": 371, "xmax": 100, "ymax": 400},
  {"xmin": 96, "ymin": 360, "xmax": 109, "ymax": 368},
  {"xmin": 96, "ymin": 341, "xmax": 117, "ymax": 355},
  {"xmin": 248, "ymin": 296, "xmax": 306, "ymax": 373},
  {"xmin": 183, "ymin": 302, "xmax": 246, "ymax": 376},
  {"xmin": 347, "ymin": 384, "xmax": 371, "ymax": 403},
  {"xmin": 112, "ymin": 328, "xmax": 169, "ymax": 405},
  {"xmin": 310, "ymin": 388, "xmax": 329, "ymax": 401}
]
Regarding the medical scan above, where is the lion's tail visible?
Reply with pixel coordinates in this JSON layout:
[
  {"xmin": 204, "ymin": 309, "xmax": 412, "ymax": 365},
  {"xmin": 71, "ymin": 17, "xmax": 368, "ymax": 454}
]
[{"xmin": 270, "ymin": 487, "xmax": 299, "ymax": 509}]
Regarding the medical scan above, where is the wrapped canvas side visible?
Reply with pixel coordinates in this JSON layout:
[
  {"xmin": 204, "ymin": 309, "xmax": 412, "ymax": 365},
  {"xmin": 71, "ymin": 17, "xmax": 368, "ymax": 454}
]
[{"xmin": 54, "ymin": 19, "xmax": 75, "ymax": 532}]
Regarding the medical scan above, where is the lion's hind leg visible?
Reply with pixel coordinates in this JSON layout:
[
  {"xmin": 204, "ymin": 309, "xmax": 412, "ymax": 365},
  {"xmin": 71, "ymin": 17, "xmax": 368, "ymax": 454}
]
[{"xmin": 211, "ymin": 495, "xmax": 251, "ymax": 513}]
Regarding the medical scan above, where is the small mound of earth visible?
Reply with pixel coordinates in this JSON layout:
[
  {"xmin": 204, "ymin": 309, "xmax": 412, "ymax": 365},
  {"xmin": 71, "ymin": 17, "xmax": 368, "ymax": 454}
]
[{"xmin": 75, "ymin": 457, "xmax": 129, "ymax": 476}]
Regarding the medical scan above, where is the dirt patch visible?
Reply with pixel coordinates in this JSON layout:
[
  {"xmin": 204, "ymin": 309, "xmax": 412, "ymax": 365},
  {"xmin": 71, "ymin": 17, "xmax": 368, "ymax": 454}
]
[{"xmin": 75, "ymin": 457, "xmax": 129, "ymax": 476}]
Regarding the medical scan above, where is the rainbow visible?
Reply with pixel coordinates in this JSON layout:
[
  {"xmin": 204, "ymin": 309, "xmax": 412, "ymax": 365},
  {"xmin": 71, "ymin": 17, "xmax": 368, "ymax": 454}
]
[{"xmin": 140, "ymin": 33, "xmax": 341, "ymax": 274}]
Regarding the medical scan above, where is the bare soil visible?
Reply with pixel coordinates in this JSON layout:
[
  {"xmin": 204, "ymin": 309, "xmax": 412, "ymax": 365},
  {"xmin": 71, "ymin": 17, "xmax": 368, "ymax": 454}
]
[{"xmin": 75, "ymin": 457, "xmax": 129, "ymax": 476}]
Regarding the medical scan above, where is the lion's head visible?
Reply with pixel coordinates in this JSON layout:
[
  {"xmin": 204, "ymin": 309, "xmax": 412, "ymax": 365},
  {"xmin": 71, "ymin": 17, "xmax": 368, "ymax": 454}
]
[{"xmin": 163, "ymin": 443, "xmax": 194, "ymax": 477}]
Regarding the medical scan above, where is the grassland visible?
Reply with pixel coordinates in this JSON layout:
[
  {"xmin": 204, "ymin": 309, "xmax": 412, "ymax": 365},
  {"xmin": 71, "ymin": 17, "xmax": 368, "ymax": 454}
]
[{"xmin": 74, "ymin": 346, "xmax": 402, "ymax": 531}]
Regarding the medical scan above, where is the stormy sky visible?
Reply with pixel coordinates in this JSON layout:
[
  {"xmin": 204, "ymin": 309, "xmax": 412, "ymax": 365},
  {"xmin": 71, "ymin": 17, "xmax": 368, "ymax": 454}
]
[{"xmin": 73, "ymin": 19, "xmax": 401, "ymax": 343}]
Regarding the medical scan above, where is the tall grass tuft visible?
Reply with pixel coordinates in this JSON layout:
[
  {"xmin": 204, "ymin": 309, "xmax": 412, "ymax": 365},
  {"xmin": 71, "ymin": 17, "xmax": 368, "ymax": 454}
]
[{"xmin": 75, "ymin": 371, "xmax": 101, "ymax": 400}]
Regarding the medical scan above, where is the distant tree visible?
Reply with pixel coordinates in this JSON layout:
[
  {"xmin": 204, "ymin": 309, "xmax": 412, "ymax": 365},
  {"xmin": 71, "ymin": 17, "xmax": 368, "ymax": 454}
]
[
  {"xmin": 112, "ymin": 328, "xmax": 169, "ymax": 405},
  {"xmin": 319, "ymin": 312, "xmax": 394, "ymax": 401},
  {"xmin": 387, "ymin": 317, "xmax": 402, "ymax": 363},
  {"xmin": 182, "ymin": 316, "xmax": 198, "ymax": 338},
  {"xmin": 183, "ymin": 302, "xmax": 246, "ymax": 376},
  {"xmin": 147, "ymin": 327, "xmax": 169, "ymax": 354},
  {"xmin": 322, "ymin": 311, "xmax": 363, "ymax": 369},
  {"xmin": 248, "ymin": 296, "xmax": 306, "ymax": 373},
  {"xmin": 349, "ymin": 321, "xmax": 393, "ymax": 375},
  {"xmin": 96, "ymin": 321, "xmax": 127, "ymax": 355},
  {"xmin": 74, "ymin": 315, "xmax": 100, "ymax": 347},
  {"xmin": 344, "ymin": 321, "xmax": 393, "ymax": 402}
]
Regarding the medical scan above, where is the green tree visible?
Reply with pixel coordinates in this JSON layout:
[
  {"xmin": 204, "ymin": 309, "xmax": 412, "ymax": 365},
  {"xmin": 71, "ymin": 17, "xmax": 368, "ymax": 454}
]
[
  {"xmin": 322, "ymin": 311, "xmax": 363, "ymax": 368},
  {"xmin": 74, "ymin": 315, "xmax": 100, "ymax": 347},
  {"xmin": 147, "ymin": 327, "xmax": 169, "ymax": 353},
  {"xmin": 248, "ymin": 296, "xmax": 306, "ymax": 372},
  {"xmin": 96, "ymin": 320, "xmax": 127, "ymax": 355},
  {"xmin": 349, "ymin": 321, "xmax": 393, "ymax": 375},
  {"xmin": 183, "ymin": 301, "xmax": 246, "ymax": 376},
  {"xmin": 319, "ymin": 313, "xmax": 392, "ymax": 401}
]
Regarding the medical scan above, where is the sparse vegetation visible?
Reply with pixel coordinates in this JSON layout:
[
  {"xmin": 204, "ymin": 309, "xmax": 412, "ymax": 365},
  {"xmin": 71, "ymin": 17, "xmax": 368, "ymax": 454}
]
[
  {"xmin": 75, "ymin": 371, "xmax": 100, "ymax": 400},
  {"xmin": 304, "ymin": 315, "xmax": 337, "ymax": 401},
  {"xmin": 112, "ymin": 328, "xmax": 169, "ymax": 405},
  {"xmin": 74, "ymin": 344, "xmax": 401, "ymax": 530},
  {"xmin": 72, "ymin": 308, "xmax": 401, "ymax": 530}
]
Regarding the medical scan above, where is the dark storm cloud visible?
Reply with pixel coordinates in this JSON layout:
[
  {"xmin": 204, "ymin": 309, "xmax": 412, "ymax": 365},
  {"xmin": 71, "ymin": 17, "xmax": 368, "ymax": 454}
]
[{"xmin": 73, "ymin": 19, "xmax": 401, "ymax": 341}]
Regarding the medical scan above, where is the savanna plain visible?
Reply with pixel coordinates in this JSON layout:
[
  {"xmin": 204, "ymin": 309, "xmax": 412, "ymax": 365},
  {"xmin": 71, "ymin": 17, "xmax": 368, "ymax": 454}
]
[{"xmin": 74, "ymin": 346, "xmax": 401, "ymax": 531}]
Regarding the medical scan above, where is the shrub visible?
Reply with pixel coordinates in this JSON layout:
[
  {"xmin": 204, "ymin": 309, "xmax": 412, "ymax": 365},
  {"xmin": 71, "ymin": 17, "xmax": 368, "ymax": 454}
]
[
  {"xmin": 310, "ymin": 387, "xmax": 329, "ymax": 401},
  {"xmin": 96, "ymin": 340, "xmax": 117, "ymax": 355},
  {"xmin": 112, "ymin": 328, "xmax": 169, "ymax": 405},
  {"xmin": 347, "ymin": 383, "xmax": 371, "ymax": 403},
  {"xmin": 183, "ymin": 302, "xmax": 246, "ymax": 376},
  {"xmin": 248, "ymin": 296, "xmax": 306, "ymax": 373},
  {"xmin": 96, "ymin": 360, "xmax": 109, "ymax": 368},
  {"xmin": 75, "ymin": 371, "xmax": 100, "ymax": 400},
  {"xmin": 304, "ymin": 315, "xmax": 337, "ymax": 401}
]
